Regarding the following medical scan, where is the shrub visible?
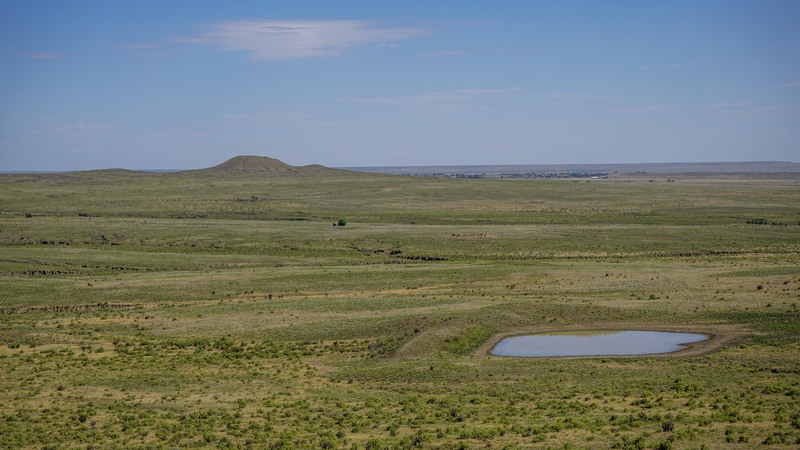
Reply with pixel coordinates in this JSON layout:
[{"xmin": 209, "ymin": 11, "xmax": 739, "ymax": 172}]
[{"xmin": 364, "ymin": 438, "xmax": 385, "ymax": 450}]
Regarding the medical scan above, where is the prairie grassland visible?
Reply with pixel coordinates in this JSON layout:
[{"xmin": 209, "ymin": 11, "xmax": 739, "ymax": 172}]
[{"xmin": 1, "ymin": 169, "xmax": 799, "ymax": 449}]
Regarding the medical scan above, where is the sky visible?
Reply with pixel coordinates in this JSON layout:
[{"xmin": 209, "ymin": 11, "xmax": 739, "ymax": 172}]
[{"xmin": 1, "ymin": 0, "xmax": 799, "ymax": 171}]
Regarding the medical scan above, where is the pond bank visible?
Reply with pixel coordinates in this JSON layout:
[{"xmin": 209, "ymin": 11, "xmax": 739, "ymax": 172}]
[{"xmin": 475, "ymin": 324, "xmax": 747, "ymax": 359}]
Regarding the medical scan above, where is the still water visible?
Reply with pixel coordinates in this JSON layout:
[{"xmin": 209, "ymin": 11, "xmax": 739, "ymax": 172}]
[{"xmin": 491, "ymin": 330, "xmax": 707, "ymax": 357}]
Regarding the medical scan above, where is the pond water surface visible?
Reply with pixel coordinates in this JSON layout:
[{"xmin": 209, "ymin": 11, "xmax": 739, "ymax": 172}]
[{"xmin": 491, "ymin": 330, "xmax": 708, "ymax": 357}]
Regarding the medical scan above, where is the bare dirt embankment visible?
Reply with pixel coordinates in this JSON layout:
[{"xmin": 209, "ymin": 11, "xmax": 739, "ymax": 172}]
[{"xmin": 474, "ymin": 323, "xmax": 748, "ymax": 359}]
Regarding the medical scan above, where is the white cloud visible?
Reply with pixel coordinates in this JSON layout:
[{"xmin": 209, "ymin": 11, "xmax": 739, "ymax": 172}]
[
  {"xmin": 740, "ymin": 104, "xmax": 800, "ymax": 115},
  {"xmin": 610, "ymin": 101, "xmax": 800, "ymax": 117},
  {"xmin": 343, "ymin": 88, "xmax": 523, "ymax": 106},
  {"xmin": 177, "ymin": 19, "xmax": 428, "ymax": 60}
]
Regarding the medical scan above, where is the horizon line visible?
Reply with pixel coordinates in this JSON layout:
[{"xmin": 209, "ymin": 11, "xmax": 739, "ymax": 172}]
[{"xmin": 2, "ymin": 160, "xmax": 799, "ymax": 175}]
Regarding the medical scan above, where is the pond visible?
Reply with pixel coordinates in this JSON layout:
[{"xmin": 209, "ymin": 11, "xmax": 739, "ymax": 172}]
[{"xmin": 490, "ymin": 330, "xmax": 708, "ymax": 357}]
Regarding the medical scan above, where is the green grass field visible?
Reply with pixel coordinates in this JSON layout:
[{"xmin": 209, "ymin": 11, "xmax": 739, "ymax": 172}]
[{"xmin": 1, "ymin": 164, "xmax": 799, "ymax": 449}]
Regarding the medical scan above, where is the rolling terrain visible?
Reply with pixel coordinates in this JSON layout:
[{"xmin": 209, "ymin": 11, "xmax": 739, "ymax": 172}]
[{"xmin": 1, "ymin": 156, "xmax": 799, "ymax": 449}]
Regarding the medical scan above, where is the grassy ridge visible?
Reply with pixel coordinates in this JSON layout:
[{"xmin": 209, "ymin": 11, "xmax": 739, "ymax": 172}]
[
  {"xmin": 1, "ymin": 168, "xmax": 799, "ymax": 448},
  {"xmin": 3, "ymin": 170, "xmax": 799, "ymax": 224}
]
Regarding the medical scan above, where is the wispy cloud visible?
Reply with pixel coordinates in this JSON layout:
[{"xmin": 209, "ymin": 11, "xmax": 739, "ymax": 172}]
[
  {"xmin": 741, "ymin": 104, "xmax": 800, "ymax": 115},
  {"xmin": 176, "ymin": 19, "xmax": 428, "ymax": 60},
  {"xmin": 22, "ymin": 52, "xmax": 66, "ymax": 60},
  {"xmin": 638, "ymin": 62, "xmax": 685, "ymax": 71},
  {"xmin": 612, "ymin": 103, "xmax": 677, "ymax": 113},
  {"xmin": 535, "ymin": 92, "xmax": 639, "ymax": 108},
  {"xmin": 343, "ymin": 88, "xmax": 523, "ymax": 106},
  {"xmin": 611, "ymin": 101, "xmax": 800, "ymax": 117}
]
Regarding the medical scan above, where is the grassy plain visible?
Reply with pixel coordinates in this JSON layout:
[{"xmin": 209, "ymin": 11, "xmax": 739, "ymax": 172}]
[{"xmin": 1, "ymin": 165, "xmax": 799, "ymax": 449}]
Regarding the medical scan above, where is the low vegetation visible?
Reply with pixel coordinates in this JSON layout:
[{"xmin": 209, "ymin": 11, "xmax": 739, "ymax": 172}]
[{"xmin": 1, "ymin": 159, "xmax": 799, "ymax": 448}]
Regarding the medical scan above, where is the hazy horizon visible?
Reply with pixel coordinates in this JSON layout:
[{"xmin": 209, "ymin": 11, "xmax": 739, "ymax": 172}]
[
  {"xmin": 2, "ymin": 1, "xmax": 799, "ymax": 172},
  {"xmin": 3, "ymin": 157, "xmax": 799, "ymax": 175}
]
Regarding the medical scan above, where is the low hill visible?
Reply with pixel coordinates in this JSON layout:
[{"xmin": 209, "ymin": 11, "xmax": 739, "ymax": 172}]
[
  {"xmin": 203, "ymin": 156, "xmax": 298, "ymax": 174},
  {"xmin": 197, "ymin": 155, "xmax": 347, "ymax": 175}
]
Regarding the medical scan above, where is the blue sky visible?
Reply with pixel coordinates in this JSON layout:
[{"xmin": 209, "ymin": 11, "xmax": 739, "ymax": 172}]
[{"xmin": 1, "ymin": 1, "xmax": 798, "ymax": 171}]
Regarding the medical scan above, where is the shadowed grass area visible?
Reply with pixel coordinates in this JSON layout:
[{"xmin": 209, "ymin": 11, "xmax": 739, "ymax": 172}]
[{"xmin": 1, "ymin": 166, "xmax": 799, "ymax": 448}]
